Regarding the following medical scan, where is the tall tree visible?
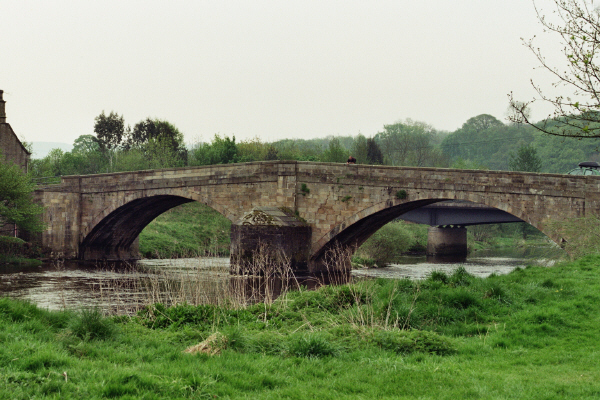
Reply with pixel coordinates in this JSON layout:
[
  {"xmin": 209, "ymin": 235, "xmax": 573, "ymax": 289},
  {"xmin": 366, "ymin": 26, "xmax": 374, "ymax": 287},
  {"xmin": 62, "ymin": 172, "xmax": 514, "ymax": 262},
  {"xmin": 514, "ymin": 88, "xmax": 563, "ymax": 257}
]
[
  {"xmin": 462, "ymin": 114, "xmax": 504, "ymax": 133},
  {"xmin": 351, "ymin": 134, "xmax": 369, "ymax": 164},
  {"xmin": 376, "ymin": 119, "xmax": 443, "ymax": 166},
  {"xmin": 72, "ymin": 135, "xmax": 100, "ymax": 154},
  {"xmin": 509, "ymin": 0, "xmax": 600, "ymax": 138},
  {"xmin": 366, "ymin": 138, "xmax": 384, "ymax": 164},
  {"xmin": 509, "ymin": 144, "xmax": 543, "ymax": 172},
  {"xmin": 94, "ymin": 111, "xmax": 125, "ymax": 170},
  {"xmin": 122, "ymin": 118, "xmax": 187, "ymax": 168},
  {"xmin": 321, "ymin": 137, "xmax": 348, "ymax": 163}
]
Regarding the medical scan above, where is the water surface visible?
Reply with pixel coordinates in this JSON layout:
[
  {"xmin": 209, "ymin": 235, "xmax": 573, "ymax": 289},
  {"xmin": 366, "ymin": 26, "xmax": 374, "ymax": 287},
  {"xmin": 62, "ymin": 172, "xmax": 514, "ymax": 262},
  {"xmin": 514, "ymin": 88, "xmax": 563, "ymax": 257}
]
[{"xmin": 0, "ymin": 246, "xmax": 566, "ymax": 313}]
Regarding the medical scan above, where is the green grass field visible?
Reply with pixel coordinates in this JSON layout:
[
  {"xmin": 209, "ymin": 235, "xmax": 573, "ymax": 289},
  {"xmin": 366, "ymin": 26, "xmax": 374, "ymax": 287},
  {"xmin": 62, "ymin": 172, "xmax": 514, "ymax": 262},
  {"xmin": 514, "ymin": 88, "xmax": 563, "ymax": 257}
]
[{"xmin": 1, "ymin": 254, "xmax": 600, "ymax": 398}]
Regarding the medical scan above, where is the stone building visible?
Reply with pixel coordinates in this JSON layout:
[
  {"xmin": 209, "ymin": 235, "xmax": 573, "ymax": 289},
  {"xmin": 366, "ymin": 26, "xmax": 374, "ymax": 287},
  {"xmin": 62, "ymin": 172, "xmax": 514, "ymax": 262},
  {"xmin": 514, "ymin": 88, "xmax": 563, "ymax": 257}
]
[
  {"xmin": 0, "ymin": 90, "xmax": 31, "ymax": 238},
  {"xmin": 0, "ymin": 90, "xmax": 30, "ymax": 172}
]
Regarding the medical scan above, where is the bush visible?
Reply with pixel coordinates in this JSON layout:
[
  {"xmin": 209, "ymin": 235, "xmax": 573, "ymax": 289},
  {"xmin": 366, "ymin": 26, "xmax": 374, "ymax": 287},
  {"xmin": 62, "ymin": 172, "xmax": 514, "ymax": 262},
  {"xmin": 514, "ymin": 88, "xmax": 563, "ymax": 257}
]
[
  {"xmin": 0, "ymin": 236, "xmax": 25, "ymax": 256},
  {"xmin": 428, "ymin": 270, "xmax": 449, "ymax": 284},
  {"xmin": 69, "ymin": 308, "xmax": 115, "ymax": 340},
  {"xmin": 286, "ymin": 333, "xmax": 339, "ymax": 358},
  {"xmin": 449, "ymin": 266, "xmax": 473, "ymax": 287},
  {"xmin": 395, "ymin": 190, "xmax": 408, "ymax": 199}
]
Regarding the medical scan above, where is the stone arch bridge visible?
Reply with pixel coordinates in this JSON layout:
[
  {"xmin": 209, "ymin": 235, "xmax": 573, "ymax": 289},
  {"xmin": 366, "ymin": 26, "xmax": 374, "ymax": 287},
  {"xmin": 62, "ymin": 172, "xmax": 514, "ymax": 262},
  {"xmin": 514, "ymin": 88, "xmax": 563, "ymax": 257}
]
[{"xmin": 34, "ymin": 161, "xmax": 600, "ymax": 272}]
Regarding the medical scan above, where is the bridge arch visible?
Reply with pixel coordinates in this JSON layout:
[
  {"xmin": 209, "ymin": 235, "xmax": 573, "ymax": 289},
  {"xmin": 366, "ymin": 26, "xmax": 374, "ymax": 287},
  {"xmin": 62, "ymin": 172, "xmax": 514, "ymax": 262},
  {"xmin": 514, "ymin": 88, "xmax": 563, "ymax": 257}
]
[
  {"xmin": 310, "ymin": 191, "xmax": 557, "ymax": 264},
  {"xmin": 79, "ymin": 190, "xmax": 233, "ymax": 260}
]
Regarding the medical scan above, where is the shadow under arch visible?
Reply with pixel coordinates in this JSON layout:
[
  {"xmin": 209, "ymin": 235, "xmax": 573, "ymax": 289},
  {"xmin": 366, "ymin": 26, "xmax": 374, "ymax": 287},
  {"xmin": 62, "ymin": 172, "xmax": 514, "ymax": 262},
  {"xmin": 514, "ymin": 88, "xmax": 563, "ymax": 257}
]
[{"xmin": 79, "ymin": 195, "xmax": 198, "ymax": 260}]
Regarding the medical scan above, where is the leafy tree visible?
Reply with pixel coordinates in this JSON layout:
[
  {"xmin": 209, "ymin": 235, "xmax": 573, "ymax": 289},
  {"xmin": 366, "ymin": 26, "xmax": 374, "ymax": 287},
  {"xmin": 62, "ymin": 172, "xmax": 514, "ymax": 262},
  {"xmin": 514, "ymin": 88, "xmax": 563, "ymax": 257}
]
[
  {"xmin": 72, "ymin": 135, "xmax": 100, "ymax": 154},
  {"xmin": 441, "ymin": 116, "xmax": 535, "ymax": 170},
  {"xmin": 366, "ymin": 138, "xmax": 384, "ymax": 164},
  {"xmin": 509, "ymin": 0, "xmax": 600, "ymax": 138},
  {"xmin": 237, "ymin": 137, "xmax": 268, "ymax": 162},
  {"xmin": 271, "ymin": 139, "xmax": 324, "ymax": 161},
  {"xmin": 321, "ymin": 137, "xmax": 347, "ymax": 163},
  {"xmin": 264, "ymin": 145, "xmax": 279, "ymax": 160},
  {"xmin": 113, "ymin": 148, "xmax": 148, "ymax": 172},
  {"xmin": 376, "ymin": 119, "xmax": 445, "ymax": 166},
  {"xmin": 146, "ymin": 137, "xmax": 187, "ymax": 169},
  {"xmin": 124, "ymin": 118, "xmax": 187, "ymax": 165},
  {"xmin": 509, "ymin": 144, "xmax": 543, "ymax": 172},
  {"xmin": 351, "ymin": 134, "xmax": 369, "ymax": 164},
  {"xmin": 94, "ymin": 111, "xmax": 125, "ymax": 170},
  {"xmin": 0, "ymin": 154, "xmax": 44, "ymax": 233},
  {"xmin": 70, "ymin": 135, "xmax": 105, "ymax": 174},
  {"xmin": 461, "ymin": 114, "xmax": 504, "ymax": 133},
  {"xmin": 189, "ymin": 134, "xmax": 238, "ymax": 166},
  {"xmin": 530, "ymin": 131, "xmax": 599, "ymax": 173}
]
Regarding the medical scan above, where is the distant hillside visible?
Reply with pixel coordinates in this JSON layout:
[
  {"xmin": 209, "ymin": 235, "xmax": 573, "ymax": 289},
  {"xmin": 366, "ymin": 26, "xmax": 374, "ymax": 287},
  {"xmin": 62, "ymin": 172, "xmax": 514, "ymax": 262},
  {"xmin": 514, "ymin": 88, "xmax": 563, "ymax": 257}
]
[{"xmin": 30, "ymin": 142, "xmax": 72, "ymax": 159}]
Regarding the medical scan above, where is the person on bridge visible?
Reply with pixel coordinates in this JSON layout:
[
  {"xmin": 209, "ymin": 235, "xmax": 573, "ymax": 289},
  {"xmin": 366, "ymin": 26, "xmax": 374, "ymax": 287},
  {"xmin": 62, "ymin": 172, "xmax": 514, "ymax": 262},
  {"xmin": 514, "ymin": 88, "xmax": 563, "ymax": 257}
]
[{"xmin": 347, "ymin": 155, "xmax": 356, "ymax": 164}]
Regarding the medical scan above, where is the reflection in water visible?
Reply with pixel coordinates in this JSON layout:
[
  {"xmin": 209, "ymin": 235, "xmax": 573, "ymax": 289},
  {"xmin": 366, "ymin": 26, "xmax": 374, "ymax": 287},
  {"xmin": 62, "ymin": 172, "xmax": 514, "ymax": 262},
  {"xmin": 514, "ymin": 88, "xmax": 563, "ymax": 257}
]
[{"xmin": 0, "ymin": 246, "xmax": 565, "ymax": 313}]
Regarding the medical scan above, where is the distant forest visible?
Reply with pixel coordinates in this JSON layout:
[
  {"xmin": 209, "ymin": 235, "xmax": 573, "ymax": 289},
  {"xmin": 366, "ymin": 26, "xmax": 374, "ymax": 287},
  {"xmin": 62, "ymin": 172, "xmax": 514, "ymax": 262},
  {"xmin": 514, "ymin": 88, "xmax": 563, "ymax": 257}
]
[{"xmin": 29, "ymin": 112, "xmax": 600, "ymax": 178}]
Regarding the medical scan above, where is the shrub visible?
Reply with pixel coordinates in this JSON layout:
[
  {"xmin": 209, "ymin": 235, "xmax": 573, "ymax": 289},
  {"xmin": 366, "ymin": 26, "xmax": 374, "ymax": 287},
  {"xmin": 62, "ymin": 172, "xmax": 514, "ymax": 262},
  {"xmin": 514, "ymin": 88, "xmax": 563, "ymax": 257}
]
[
  {"xmin": 69, "ymin": 308, "xmax": 115, "ymax": 340},
  {"xmin": 0, "ymin": 236, "xmax": 25, "ymax": 256},
  {"xmin": 286, "ymin": 333, "xmax": 338, "ymax": 358},
  {"xmin": 449, "ymin": 266, "xmax": 473, "ymax": 286},
  {"xmin": 428, "ymin": 270, "xmax": 449, "ymax": 284},
  {"xmin": 395, "ymin": 190, "xmax": 408, "ymax": 199}
]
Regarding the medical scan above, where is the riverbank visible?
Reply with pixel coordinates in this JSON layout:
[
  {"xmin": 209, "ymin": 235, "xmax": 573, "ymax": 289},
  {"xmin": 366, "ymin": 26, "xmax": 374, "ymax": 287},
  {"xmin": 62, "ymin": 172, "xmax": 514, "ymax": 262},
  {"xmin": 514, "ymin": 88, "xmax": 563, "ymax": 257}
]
[{"xmin": 1, "ymin": 254, "xmax": 599, "ymax": 398}]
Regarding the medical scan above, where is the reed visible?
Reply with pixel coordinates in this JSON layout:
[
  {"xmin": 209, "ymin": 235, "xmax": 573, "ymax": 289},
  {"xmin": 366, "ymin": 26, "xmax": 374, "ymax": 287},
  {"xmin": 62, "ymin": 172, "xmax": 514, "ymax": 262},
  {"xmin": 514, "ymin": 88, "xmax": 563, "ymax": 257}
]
[{"xmin": 90, "ymin": 242, "xmax": 326, "ymax": 314}]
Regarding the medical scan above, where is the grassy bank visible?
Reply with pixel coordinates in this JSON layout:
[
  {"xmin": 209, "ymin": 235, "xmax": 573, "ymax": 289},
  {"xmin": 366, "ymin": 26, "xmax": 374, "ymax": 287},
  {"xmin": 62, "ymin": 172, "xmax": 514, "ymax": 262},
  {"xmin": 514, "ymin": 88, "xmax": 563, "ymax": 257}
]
[{"xmin": 1, "ymin": 255, "xmax": 600, "ymax": 398}]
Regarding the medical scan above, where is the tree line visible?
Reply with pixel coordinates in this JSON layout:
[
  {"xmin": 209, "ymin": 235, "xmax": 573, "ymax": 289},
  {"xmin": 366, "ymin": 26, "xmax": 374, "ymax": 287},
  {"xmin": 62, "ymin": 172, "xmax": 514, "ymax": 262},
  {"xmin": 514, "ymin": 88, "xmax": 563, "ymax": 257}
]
[{"xmin": 28, "ymin": 110, "xmax": 600, "ymax": 179}]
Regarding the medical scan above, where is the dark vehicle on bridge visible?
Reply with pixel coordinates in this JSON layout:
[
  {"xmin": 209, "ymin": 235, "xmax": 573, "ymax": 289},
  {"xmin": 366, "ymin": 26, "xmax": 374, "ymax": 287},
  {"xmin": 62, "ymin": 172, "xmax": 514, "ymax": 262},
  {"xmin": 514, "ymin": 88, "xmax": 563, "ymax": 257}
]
[{"xmin": 567, "ymin": 161, "xmax": 600, "ymax": 176}]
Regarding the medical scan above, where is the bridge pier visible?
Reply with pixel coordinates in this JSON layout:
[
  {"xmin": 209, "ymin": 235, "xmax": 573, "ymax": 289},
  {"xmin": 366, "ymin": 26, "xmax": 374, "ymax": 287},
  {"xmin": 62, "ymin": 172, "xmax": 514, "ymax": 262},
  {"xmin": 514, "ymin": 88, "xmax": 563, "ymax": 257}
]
[
  {"xmin": 230, "ymin": 207, "xmax": 311, "ymax": 276},
  {"xmin": 426, "ymin": 226, "xmax": 467, "ymax": 258}
]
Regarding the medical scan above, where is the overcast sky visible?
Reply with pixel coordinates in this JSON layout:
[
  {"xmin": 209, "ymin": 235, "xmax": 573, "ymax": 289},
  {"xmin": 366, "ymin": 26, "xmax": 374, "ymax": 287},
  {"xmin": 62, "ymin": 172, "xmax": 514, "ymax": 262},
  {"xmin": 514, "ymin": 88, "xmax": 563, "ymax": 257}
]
[{"xmin": 1, "ymin": 0, "xmax": 570, "ymax": 147}]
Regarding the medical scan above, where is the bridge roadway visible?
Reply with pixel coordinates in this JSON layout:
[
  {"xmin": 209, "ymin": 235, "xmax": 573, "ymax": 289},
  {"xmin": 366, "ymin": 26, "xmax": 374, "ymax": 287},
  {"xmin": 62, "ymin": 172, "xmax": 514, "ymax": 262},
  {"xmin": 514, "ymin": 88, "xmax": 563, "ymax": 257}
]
[{"xmin": 34, "ymin": 161, "xmax": 600, "ymax": 272}]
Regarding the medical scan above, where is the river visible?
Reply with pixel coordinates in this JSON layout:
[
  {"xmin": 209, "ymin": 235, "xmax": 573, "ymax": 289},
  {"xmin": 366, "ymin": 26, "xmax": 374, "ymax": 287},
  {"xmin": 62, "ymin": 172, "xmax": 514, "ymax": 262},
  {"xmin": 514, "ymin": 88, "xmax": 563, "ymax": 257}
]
[{"xmin": 0, "ymin": 246, "xmax": 566, "ymax": 314}]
